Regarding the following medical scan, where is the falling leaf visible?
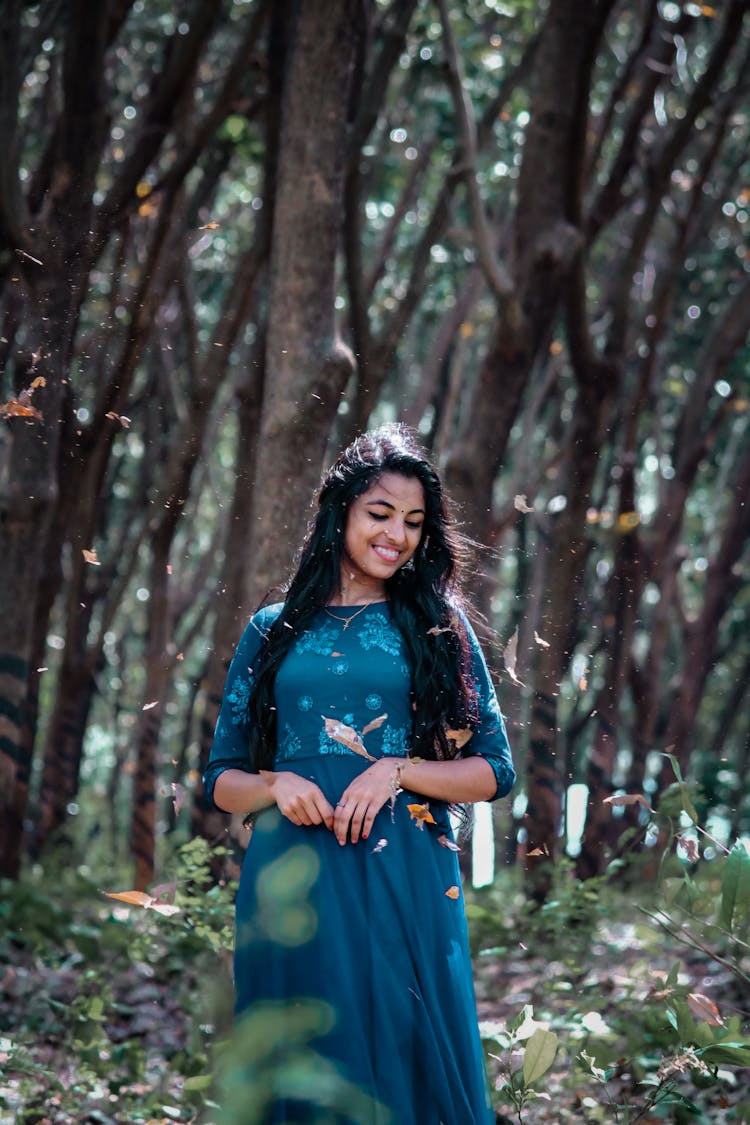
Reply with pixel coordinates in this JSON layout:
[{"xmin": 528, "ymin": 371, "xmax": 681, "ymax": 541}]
[
  {"xmin": 549, "ymin": 340, "xmax": 563, "ymax": 356},
  {"xmin": 514, "ymin": 494, "xmax": 534, "ymax": 514},
  {"xmin": 176, "ymin": 652, "xmax": 184, "ymax": 661},
  {"xmin": 528, "ymin": 843, "xmax": 550, "ymax": 857},
  {"xmin": 427, "ymin": 625, "xmax": 451, "ymax": 636},
  {"xmin": 331, "ymin": 651, "xmax": 343, "ymax": 657},
  {"xmin": 407, "ymin": 803, "xmax": 436, "ymax": 829},
  {"xmin": 603, "ymin": 793, "xmax": 654, "ymax": 813},
  {"xmin": 136, "ymin": 181, "xmax": 153, "ymax": 198},
  {"xmin": 534, "ymin": 631, "xmax": 550, "ymax": 649},
  {"xmin": 142, "ymin": 700, "xmax": 158, "ymax": 711},
  {"xmin": 172, "ymin": 783, "xmax": 186, "ymax": 816},
  {"xmin": 103, "ymin": 889, "xmax": 180, "ymax": 916},
  {"xmin": 323, "ymin": 716, "xmax": 374, "ymax": 760},
  {"xmin": 30, "ymin": 376, "xmax": 46, "ymax": 389},
  {"xmin": 688, "ymin": 993, "xmax": 723, "ymax": 1026},
  {"xmin": 14, "ymin": 248, "xmax": 44, "ymax": 267},
  {"xmin": 0, "ymin": 397, "xmax": 43, "ymax": 420},
  {"xmin": 166, "ymin": 564, "xmax": 173, "ymax": 575},
  {"xmin": 82, "ymin": 548, "xmax": 100, "ymax": 566},
  {"xmin": 362, "ymin": 713, "xmax": 388, "ymax": 736},
  {"xmin": 676, "ymin": 835, "xmax": 700, "ymax": 863},
  {"xmin": 372, "ymin": 838, "xmax": 388, "ymax": 853},
  {"xmin": 446, "ymin": 728, "xmax": 473, "ymax": 749},
  {"xmin": 616, "ymin": 511, "xmax": 640, "ymax": 533},
  {"xmin": 503, "ymin": 627, "xmax": 525, "ymax": 685},
  {"xmin": 578, "ymin": 672, "xmax": 588, "ymax": 691},
  {"xmin": 700, "ymin": 4, "xmax": 716, "ymax": 14},
  {"xmin": 438, "ymin": 834, "xmax": 460, "ymax": 852},
  {"xmin": 459, "ymin": 321, "xmax": 474, "ymax": 339},
  {"xmin": 445, "ymin": 885, "xmax": 460, "ymax": 899},
  {"xmin": 199, "ymin": 221, "xmax": 220, "ymax": 230},
  {"xmin": 105, "ymin": 411, "xmax": 131, "ymax": 428}
]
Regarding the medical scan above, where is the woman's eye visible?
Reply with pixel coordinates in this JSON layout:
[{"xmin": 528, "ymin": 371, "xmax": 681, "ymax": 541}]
[
  {"xmin": 368, "ymin": 512, "xmax": 388, "ymax": 521},
  {"xmin": 406, "ymin": 522, "xmax": 423, "ymax": 531}
]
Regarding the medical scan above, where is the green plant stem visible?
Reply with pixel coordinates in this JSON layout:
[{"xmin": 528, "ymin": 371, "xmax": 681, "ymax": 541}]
[{"xmin": 639, "ymin": 906, "xmax": 750, "ymax": 987}]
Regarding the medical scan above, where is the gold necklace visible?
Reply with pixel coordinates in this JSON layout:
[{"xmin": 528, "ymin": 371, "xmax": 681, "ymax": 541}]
[{"xmin": 322, "ymin": 600, "xmax": 380, "ymax": 630}]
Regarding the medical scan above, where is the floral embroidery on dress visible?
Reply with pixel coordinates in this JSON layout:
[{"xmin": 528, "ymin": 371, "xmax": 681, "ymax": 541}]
[
  {"xmin": 226, "ymin": 671, "xmax": 254, "ymax": 728},
  {"xmin": 279, "ymin": 723, "xmax": 302, "ymax": 759},
  {"xmin": 295, "ymin": 622, "xmax": 339, "ymax": 656},
  {"xmin": 357, "ymin": 612, "xmax": 402, "ymax": 656},
  {"xmin": 332, "ymin": 658, "xmax": 349, "ymax": 676},
  {"xmin": 365, "ymin": 693, "xmax": 383, "ymax": 711},
  {"xmin": 380, "ymin": 724, "xmax": 410, "ymax": 757},
  {"xmin": 297, "ymin": 695, "xmax": 314, "ymax": 712}
]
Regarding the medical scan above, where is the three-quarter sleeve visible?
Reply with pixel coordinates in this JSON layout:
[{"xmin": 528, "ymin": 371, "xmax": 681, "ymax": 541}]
[
  {"xmin": 459, "ymin": 614, "xmax": 516, "ymax": 800},
  {"xmin": 202, "ymin": 604, "xmax": 281, "ymax": 808}
]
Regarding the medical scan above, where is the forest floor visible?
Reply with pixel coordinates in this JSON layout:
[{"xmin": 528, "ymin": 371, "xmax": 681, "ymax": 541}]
[{"xmin": 1, "ymin": 859, "xmax": 748, "ymax": 1125}]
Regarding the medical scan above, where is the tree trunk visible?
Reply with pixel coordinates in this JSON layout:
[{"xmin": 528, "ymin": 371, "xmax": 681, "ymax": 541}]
[{"xmin": 246, "ymin": 0, "xmax": 363, "ymax": 604}]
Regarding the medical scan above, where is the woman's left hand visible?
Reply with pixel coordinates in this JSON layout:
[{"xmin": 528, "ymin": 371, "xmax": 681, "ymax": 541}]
[{"xmin": 333, "ymin": 758, "xmax": 400, "ymax": 845}]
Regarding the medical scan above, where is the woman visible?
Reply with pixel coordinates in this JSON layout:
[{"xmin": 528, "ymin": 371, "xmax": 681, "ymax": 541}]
[{"xmin": 204, "ymin": 424, "xmax": 515, "ymax": 1124}]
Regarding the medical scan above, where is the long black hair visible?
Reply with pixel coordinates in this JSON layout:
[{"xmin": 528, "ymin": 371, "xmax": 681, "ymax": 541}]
[{"xmin": 247, "ymin": 424, "xmax": 479, "ymax": 771}]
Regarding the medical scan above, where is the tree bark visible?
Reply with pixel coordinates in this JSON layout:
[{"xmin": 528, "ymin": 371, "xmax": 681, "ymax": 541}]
[{"xmin": 246, "ymin": 0, "xmax": 364, "ymax": 604}]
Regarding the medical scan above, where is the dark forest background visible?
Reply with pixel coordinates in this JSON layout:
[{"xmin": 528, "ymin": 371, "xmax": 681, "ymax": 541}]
[{"xmin": 1, "ymin": 2, "xmax": 749, "ymax": 1121}]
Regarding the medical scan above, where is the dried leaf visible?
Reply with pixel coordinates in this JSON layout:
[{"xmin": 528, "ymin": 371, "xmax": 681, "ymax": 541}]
[
  {"xmin": 427, "ymin": 625, "xmax": 451, "ymax": 636},
  {"xmin": 149, "ymin": 881, "xmax": 177, "ymax": 905},
  {"xmin": 503, "ymin": 627, "xmax": 525, "ymax": 685},
  {"xmin": 438, "ymin": 834, "xmax": 460, "ymax": 852},
  {"xmin": 323, "ymin": 716, "xmax": 374, "ymax": 760},
  {"xmin": 528, "ymin": 843, "xmax": 550, "ymax": 857},
  {"xmin": 103, "ymin": 889, "xmax": 180, "ymax": 916},
  {"xmin": 616, "ymin": 511, "xmax": 640, "ymax": 533},
  {"xmin": 199, "ymin": 221, "xmax": 220, "ymax": 230},
  {"xmin": 0, "ymin": 397, "xmax": 43, "ymax": 420},
  {"xmin": 445, "ymin": 885, "xmax": 460, "ymax": 899},
  {"xmin": 362, "ymin": 713, "xmax": 388, "ymax": 736},
  {"xmin": 514, "ymin": 494, "xmax": 534, "ymax": 514},
  {"xmin": 446, "ymin": 727, "xmax": 473, "ymax": 749},
  {"xmin": 142, "ymin": 700, "xmax": 158, "ymax": 711},
  {"xmin": 171, "ymin": 783, "xmax": 186, "ymax": 816},
  {"xmin": 372, "ymin": 838, "xmax": 388, "ymax": 854},
  {"xmin": 82, "ymin": 548, "xmax": 100, "ymax": 566},
  {"xmin": 688, "ymin": 993, "xmax": 723, "ymax": 1026},
  {"xmin": 105, "ymin": 411, "xmax": 131, "ymax": 428},
  {"xmin": 407, "ymin": 803, "xmax": 436, "ymax": 829},
  {"xmin": 603, "ymin": 792, "xmax": 654, "ymax": 813},
  {"xmin": 676, "ymin": 835, "xmax": 700, "ymax": 863},
  {"xmin": 533, "ymin": 631, "xmax": 550, "ymax": 649}
]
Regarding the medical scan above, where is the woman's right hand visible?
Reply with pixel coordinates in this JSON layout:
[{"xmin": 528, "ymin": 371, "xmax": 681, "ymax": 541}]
[{"xmin": 260, "ymin": 770, "xmax": 334, "ymax": 829}]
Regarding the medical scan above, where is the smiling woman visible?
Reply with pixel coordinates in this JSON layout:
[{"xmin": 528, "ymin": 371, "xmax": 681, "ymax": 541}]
[{"xmin": 203, "ymin": 423, "xmax": 516, "ymax": 1124}]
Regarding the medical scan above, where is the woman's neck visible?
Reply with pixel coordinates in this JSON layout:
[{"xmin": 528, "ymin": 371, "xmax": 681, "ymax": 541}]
[{"xmin": 329, "ymin": 579, "xmax": 387, "ymax": 607}]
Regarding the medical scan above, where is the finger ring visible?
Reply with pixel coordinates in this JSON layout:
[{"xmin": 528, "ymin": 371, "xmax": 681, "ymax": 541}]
[{"xmin": 337, "ymin": 802, "xmax": 347, "ymax": 808}]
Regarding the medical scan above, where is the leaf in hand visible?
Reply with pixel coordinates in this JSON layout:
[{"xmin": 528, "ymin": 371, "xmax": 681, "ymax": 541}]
[
  {"xmin": 407, "ymin": 803, "xmax": 436, "ymax": 829},
  {"xmin": 362, "ymin": 713, "xmax": 388, "ymax": 736},
  {"xmin": 323, "ymin": 717, "xmax": 375, "ymax": 760}
]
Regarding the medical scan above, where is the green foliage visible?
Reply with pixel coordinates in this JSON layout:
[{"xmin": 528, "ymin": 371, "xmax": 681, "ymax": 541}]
[{"xmin": 0, "ymin": 840, "xmax": 237, "ymax": 1124}]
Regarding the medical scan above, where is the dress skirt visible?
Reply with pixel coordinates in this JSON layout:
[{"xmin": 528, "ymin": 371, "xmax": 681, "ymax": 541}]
[{"xmin": 233, "ymin": 755, "xmax": 494, "ymax": 1125}]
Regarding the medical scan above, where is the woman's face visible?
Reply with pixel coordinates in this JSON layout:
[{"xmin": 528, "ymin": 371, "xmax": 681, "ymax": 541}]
[{"xmin": 341, "ymin": 472, "xmax": 426, "ymax": 592}]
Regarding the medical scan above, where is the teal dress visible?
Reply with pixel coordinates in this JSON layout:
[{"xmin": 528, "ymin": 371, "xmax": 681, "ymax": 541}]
[{"xmin": 204, "ymin": 602, "xmax": 515, "ymax": 1124}]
